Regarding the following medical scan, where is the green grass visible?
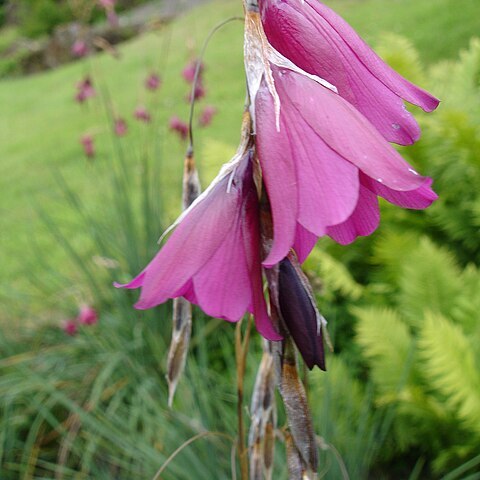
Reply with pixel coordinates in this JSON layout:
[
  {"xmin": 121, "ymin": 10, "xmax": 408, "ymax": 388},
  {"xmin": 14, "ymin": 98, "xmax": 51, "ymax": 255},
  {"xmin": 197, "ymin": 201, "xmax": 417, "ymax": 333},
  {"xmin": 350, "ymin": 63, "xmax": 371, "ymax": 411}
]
[{"xmin": 0, "ymin": 0, "xmax": 479, "ymax": 322}]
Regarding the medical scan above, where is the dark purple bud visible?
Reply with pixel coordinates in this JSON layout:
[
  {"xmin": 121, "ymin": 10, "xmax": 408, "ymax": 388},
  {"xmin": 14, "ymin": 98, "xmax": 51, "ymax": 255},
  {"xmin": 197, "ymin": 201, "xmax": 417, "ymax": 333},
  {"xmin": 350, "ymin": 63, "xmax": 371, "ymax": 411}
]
[{"xmin": 278, "ymin": 258, "xmax": 325, "ymax": 370}]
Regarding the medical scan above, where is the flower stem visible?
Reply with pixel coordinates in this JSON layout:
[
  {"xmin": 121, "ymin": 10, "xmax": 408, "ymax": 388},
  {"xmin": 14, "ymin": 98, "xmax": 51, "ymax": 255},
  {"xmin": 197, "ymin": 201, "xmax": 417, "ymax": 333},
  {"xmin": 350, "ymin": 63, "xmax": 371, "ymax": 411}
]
[{"xmin": 235, "ymin": 316, "xmax": 252, "ymax": 480}]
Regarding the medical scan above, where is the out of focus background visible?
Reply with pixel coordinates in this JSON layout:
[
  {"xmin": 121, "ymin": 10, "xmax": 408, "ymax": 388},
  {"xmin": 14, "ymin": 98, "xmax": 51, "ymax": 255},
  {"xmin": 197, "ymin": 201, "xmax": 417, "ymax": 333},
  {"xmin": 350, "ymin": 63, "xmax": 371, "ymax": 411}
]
[{"xmin": 0, "ymin": 0, "xmax": 479, "ymax": 478}]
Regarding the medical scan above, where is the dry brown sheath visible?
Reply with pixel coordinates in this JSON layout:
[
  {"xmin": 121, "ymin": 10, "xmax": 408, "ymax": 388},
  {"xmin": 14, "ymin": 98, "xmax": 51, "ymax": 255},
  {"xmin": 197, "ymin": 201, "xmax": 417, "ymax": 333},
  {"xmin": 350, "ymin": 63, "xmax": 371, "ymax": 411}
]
[{"xmin": 166, "ymin": 150, "xmax": 201, "ymax": 407}]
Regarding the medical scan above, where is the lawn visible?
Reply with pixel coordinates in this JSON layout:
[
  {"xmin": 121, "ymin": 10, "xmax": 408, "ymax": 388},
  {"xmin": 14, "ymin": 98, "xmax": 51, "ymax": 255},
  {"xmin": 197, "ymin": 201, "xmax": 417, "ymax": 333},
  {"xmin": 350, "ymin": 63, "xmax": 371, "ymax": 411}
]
[{"xmin": 1, "ymin": 0, "xmax": 479, "ymax": 322}]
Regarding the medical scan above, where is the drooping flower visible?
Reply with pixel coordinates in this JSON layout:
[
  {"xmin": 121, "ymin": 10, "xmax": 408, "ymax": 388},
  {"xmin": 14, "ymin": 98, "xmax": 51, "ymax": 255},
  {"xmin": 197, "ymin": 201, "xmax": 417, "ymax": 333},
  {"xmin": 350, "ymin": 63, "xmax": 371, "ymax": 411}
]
[
  {"xmin": 75, "ymin": 76, "xmax": 96, "ymax": 103},
  {"xmin": 199, "ymin": 105, "xmax": 217, "ymax": 127},
  {"xmin": 145, "ymin": 72, "xmax": 161, "ymax": 91},
  {"xmin": 169, "ymin": 116, "xmax": 189, "ymax": 141},
  {"xmin": 98, "ymin": 0, "xmax": 118, "ymax": 28},
  {"xmin": 244, "ymin": 9, "xmax": 437, "ymax": 267},
  {"xmin": 182, "ymin": 59, "xmax": 204, "ymax": 84},
  {"xmin": 80, "ymin": 134, "xmax": 95, "ymax": 158},
  {"xmin": 116, "ymin": 125, "xmax": 281, "ymax": 341},
  {"xmin": 72, "ymin": 40, "xmax": 89, "ymax": 58},
  {"xmin": 186, "ymin": 83, "xmax": 206, "ymax": 102},
  {"xmin": 258, "ymin": 0, "xmax": 439, "ymax": 145},
  {"xmin": 77, "ymin": 305, "xmax": 98, "ymax": 325},
  {"xmin": 134, "ymin": 105, "xmax": 151, "ymax": 123},
  {"xmin": 63, "ymin": 319, "xmax": 78, "ymax": 336},
  {"xmin": 114, "ymin": 117, "xmax": 128, "ymax": 136}
]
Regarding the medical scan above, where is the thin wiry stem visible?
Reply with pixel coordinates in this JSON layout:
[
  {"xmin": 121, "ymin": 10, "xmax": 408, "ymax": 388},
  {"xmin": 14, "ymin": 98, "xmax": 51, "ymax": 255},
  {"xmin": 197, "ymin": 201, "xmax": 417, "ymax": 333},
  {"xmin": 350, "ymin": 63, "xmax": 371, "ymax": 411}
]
[{"xmin": 187, "ymin": 16, "xmax": 244, "ymax": 151}]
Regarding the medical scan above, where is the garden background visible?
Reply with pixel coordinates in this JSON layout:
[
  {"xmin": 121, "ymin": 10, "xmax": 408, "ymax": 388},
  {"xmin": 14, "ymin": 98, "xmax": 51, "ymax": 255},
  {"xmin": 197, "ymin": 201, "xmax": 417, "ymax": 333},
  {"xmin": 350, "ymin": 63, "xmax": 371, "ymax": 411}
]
[{"xmin": 1, "ymin": 0, "xmax": 480, "ymax": 478}]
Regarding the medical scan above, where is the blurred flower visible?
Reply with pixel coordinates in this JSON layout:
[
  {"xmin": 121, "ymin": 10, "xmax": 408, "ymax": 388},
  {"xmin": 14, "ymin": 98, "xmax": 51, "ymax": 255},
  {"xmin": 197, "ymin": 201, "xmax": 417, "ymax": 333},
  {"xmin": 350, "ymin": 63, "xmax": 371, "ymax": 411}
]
[
  {"xmin": 186, "ymin": 83, "xmax": 206, "ymax": 102},
  {"xmin": 199, "ymin": 105, "xmax": 217, "ymax": 127},
  {"xmin": 75, "ymin": 76, "xmax": 96, "ymax": 103},
  {"xmin": 182, "ymin": 59, "xmax": 204, "ymax": 84},
  {"xmin": 259, "ymin": 0, "xmax": 439, "ymax": 145},
  {"xmin": 80, "ymin": 134, "xmax": 95, "ymax": 158},
  {"xmin": 114, "ymin": 117, "xmax": 128, "ymax": 136},
  {"xmin": 78, "ymin": 305, "xmax": 98, "ymax": 325},
  {"xmin": 116, "ymin": 145, "xmax": 281, "ymax": 341},
  {"xmin": 169, "ymin": 116, "xmax": 189, "ymax": 141},
  {"xmin": 98, "ymin": 0, "xmax": 118, "ymax": 28},
  {"xmin": 134, "ymin": 105, "xmax": 151, "ymax": 122},
  {"xmin": 63, "ymin": 320, "xmax": 78, "ymax": 336},
  {"xmin": 145, "ymin": 72, "xmax": 161, "ymax": 91},
  {"xmin": 71, "ymin": 40, "xmax": 89, "ymax": 58}
]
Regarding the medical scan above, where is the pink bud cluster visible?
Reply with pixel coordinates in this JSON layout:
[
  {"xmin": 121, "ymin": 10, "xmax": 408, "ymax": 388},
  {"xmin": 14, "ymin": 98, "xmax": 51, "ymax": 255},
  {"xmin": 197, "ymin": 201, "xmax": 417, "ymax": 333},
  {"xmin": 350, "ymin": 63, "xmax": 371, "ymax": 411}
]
[{"xmin": 62, "ymin": 306, "xmax": 99, "ymax": 336}]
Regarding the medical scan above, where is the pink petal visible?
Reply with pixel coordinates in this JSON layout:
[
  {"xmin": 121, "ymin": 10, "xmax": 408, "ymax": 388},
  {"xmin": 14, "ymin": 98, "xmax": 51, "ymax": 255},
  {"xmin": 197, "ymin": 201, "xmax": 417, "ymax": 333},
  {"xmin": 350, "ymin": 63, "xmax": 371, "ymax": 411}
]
[
  {"xmin": 293, "ymin": 224, "xmax": 317, "ymax": 264},
  {"xmin": 326, "ymin": 185, "xmax": 380, "ymax": 244},
  {"xmin": 241, "ymin": 172, "xmax": 282, "ymax": 341},
  {"xmin": 361, "ymin": 174, "xmax": 437, "ymax": 209},
  {"xmin": 133, "ymin": 177, "xmax": 240, "ymax": 309},
  {"xmin": 193, "ymin": 200, "xmax": 251, "ymax": 322},
  {"xmin": 260, "ymin": 0, "xmax": 439, "ymax": 144},
  {"xmin": 274, "ymin": 67, "xmax": 428, "ymax": 192},
  {"xmin": 255, "ymin": 85, "xmax": 298, "ymax": 267}
]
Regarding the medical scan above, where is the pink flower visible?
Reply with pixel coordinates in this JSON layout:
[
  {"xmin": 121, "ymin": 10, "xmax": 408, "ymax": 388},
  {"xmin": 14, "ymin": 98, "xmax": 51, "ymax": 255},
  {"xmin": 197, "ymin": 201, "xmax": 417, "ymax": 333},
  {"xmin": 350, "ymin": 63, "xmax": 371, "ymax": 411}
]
[
  {"xmin": 77, "ymin": 305, "xmax": 98, "ymax": 325},
  {"xmin": 72, "ymin": 40, "xmax": 89, "ymax": 58},
  {"xmin": 98, "ymin": 0, "xmax": 118, "ymax": 28},
  {"xmin": 75, "ymin": 76, "xmax": 96, "ymax": 103},
  {"xmin": 186, "ymin": 83, "xmax": 206, "ymax": 102},
  {"xmin": 244, "ymin": 10, "xmax": 437, "ymax": 267},
  {"xmin": 134, "ymin": 106, "xmax": 151, "ymax": 122},
  {"xmin": 116, "ymin": 149, "xmax": 281, "ymax": 341},
  {"xmin": 259, "ymin": 0, "xmax": 439, "ymax": 145},
  {"xmin": 80, "ymin": 134, "xmax": 95, "ymax": 158},
  {"xmin": 182, "ymin": 60, "xmax": 204, "ymax": 84},
  {"xmin": 145, "ymin": 72, "xmax": 161, "ymax": 91},
  {"xmin": 63, "ymin": 320, "xmax": 78, "ymax": 336},
  {"xmin": 199, "ymin": 105, "xmax": 217, "ymax": 127},
  {"xmin": 114, "ymin": 118, "xmax": 128, "ymax": 136},
  {"xmin": 169, "ymin": 116, "xmax": 189, "ymax": 141},
  {"xmin": 256, "ymin": 65, "xmax": 437, "ymax": 267}
]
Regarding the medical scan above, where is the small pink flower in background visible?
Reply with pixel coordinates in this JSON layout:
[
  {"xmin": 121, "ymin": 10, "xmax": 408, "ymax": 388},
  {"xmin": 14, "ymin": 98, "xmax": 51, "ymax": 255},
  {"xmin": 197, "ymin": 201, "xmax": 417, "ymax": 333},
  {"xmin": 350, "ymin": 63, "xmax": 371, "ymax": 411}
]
[
  {"xmin": 259, "ymin": 0, "xmax": 439, "ymax": 145},
  {"xmin": 199, "ymin": 105, "xmax": 217, "ymax": 127},
  {"xmin": 75, "ymin": 76, "xmax": 96, "ymax": 103},
  {"xmin": 98, "ymin": 0, "xmax": 118, "ymax": 28},
  {"xmin": 72, "ymin": 40, "xmax": 89, "ymax": 58},
  {"xmin": 115, "ymin": 153, "xmax": 281, "ymax": 341},
  {"xmin": 186, "ymin": 83, "xmax": 206, "ymax": 102},
  {"xmin": 182, "ymin": 59, "xmax": 204, "ymax": 84},
  {"xmin": 134, "ymin": 106, "xmax": 151, "ymax": 122},
  {"xmin": 145, "ymin": 72, "xmax": 161, "ymax": 91},
  {"xmin": 77, "ymin": 305, "xmax": 98, "ymax": 326},
  {"xmin": 80, "ymin": 134, "xmax": 95, "ymax": 158},
  {"xmin": 169, "ymin": 116, "xmax": 189, "ymax": 141},
  {"xmin": 114, "ymin": 118, "xmax": 128, "ymax": 136},
  {"xmin": 63, "ymin": 320, "xmax": 78, "ymax": 336}
]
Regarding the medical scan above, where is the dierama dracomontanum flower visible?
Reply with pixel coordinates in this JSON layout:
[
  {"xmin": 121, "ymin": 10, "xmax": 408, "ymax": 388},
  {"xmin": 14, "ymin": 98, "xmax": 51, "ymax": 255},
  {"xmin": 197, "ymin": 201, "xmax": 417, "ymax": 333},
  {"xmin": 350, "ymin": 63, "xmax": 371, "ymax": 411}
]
[{"xmin": 117, "ymin": 0, "xmax": 439, "ymax": 367}]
